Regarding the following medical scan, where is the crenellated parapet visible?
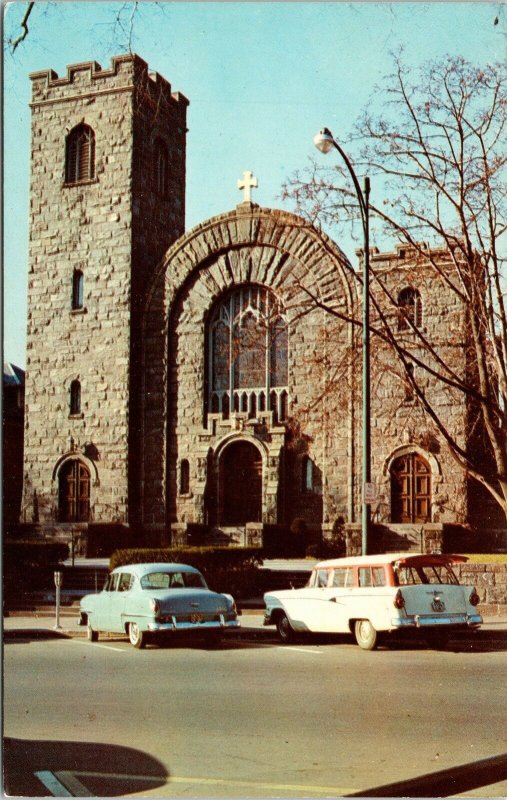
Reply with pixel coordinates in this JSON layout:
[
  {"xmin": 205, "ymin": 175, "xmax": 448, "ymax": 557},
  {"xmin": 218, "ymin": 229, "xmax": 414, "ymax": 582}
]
[{"xmin": 30, "ymin": 53, "xmax": 188, "ymax": 109}]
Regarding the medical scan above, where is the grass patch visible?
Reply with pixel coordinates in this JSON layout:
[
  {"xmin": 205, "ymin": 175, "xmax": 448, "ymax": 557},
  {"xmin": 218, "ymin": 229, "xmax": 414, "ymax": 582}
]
[{"xmin": 463, "ymin": 553, "xmax": 507, "ymax": 563}]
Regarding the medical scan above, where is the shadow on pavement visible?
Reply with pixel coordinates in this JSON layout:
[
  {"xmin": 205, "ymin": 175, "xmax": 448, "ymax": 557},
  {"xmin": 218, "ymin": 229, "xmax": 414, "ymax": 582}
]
[
  {"xmin": 346, "ymin": 752, "xmax": 507, "ymax": 797},
  {"xmin": 3, "ymin": 736, "xmax": 168, "ymax": 796}
]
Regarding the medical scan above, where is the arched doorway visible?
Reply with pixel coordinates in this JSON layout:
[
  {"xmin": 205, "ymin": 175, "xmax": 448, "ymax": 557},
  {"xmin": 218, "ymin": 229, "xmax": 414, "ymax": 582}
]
[
  {"xmin": 391, "ymin": 453, "xmax": 431, "ymax": 523},
  {"xmin": 58, "ymin": 459, "xmax": 91, "ymax": 522},
  {"xmin": 219, "ymin": 441, "xmax": 262, "ymax": 524}
]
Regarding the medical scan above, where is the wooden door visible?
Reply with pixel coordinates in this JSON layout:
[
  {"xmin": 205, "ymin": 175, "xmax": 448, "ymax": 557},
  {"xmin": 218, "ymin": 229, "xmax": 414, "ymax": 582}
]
[
  {"xmin": 391, "ymin": 453, "xmax": 431, "ymax": 523},
  {"xmin": 220, "ymin": 442, "xmax": 262, "ymax": 524}
]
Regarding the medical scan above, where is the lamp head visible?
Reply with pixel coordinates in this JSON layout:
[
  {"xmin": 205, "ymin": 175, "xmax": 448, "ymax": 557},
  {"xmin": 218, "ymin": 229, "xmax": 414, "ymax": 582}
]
[{"xmin": 313, "ymin": 127, "xmax": 335, "ymax": 154}]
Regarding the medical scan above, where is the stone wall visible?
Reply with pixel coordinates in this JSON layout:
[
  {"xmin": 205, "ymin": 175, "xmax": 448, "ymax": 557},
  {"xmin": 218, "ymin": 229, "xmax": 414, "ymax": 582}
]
[{"xmin": 456, "ymin": 563, "xmax": 507, "ymax": 616}]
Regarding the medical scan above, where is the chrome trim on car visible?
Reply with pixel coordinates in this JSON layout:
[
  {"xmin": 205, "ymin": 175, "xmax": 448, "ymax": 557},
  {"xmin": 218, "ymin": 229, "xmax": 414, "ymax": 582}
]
[
  {"xmin": 148, "ymin": 619, "xmax": 240, "ymax": 633},
  {"xmin": 392, "ymin": 613, "xmax": 482, "ymax": 628}
]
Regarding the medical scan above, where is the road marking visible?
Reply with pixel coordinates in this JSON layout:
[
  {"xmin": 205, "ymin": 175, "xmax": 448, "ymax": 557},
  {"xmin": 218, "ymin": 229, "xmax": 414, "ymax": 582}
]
[
  {"xmin": 281, "ymin": 646, "xmax": 323, "ymax": 654},
  {"xmin": 68, "ymin": 771, "xmax": 355, "ymax": 795},
  {"xmin": 72, "ymin": 639, "xmax": 125, "ymax": 653},
  {"xmin": 170, "ymin": 774, "xmax": 355, "ymax": 794},
  {"xmin": 34, "ymin": 771, "xmax": 74, "ymax": 796}
]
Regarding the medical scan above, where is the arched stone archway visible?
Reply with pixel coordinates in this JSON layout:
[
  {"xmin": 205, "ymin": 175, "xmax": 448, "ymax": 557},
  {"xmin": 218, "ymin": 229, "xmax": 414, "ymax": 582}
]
[{"xmin": 139, "ymin": 204, "xmax": 356, "ymax": 530}]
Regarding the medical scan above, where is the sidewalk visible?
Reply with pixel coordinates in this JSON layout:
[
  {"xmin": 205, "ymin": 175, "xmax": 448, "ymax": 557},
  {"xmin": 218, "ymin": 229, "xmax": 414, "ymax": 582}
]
[
  {"xmin": 3, "ymin": 609, "xmax": 269, "ymax": 639},
  {"xmin": 4, "ymin": 610, "xmax": 507, "ymax": 638}
]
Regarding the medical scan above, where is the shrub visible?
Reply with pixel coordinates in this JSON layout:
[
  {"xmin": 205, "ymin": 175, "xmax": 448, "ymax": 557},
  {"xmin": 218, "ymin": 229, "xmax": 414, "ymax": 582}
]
[
  {"xmin": 4, "ymin": 540, "xmax": 69, "ymax": 597},
  {"xmin": 109, "ymin": 547, "xmax": 264, "ymax": 599},
  {"xmin": 305, "ymin": 518, "xmax": 346, "ymax": 559},
  {"xmin": 263, "ymin": 524, "xmax": 307, "ymax": 557}
]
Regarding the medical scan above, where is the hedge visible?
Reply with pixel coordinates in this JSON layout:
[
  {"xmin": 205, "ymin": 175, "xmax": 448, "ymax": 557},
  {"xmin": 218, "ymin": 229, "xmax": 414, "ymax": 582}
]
[
  {"xmin": 4, "ymin": 540, "xmax": 70, "ymax": 596},
  {"xmin": 109, "ymin": 547, "xmax": 264, "ymax": 599}
]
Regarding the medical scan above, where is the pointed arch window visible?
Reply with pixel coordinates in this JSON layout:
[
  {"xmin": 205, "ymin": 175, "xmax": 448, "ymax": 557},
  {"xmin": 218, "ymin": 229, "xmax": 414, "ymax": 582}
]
[
  {"xmin": 398, "ymin": 288, "xmax": 422, "ymax": 331},
  {"xmin": 207, "ymin": 285, "xmax": 288, "ymax": 421},
  {"xmin": 59, "ymin": 459, "xmax": 90, "ymax": 522},
  {"xmin": 154, "ymin": 137, "xmax": 169, "ymax": 198},
  {"xmin": 72, "ymin": 270, "xmax": 84, "ymax": 310},
  {"xmin": 65, "ymin": 124, "xmax": 95, "ymax": 184},
  {"xmin": 70, "ymin": 380, "xmax": 81, "ymax": 416}
]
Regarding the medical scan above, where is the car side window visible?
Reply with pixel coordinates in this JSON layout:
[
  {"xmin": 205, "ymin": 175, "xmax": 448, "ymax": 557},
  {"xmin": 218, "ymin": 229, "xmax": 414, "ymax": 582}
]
[
  {"xmin": 332, "ymin": 568, "xmax": 354, "ymax": 587},
  {"xmin": 119, "ymin": 573, "xmax": 133, "ymax": 592},
  {"xmin": 317, "ymin": 569, "xmax": 329, "ymax": 588},
  {"xmin": 372, "ymin": 567, "xmax": 386, "ymax": 587},
  {"xmin": 104, "ymin": 574, "xmax": 120, "ymax": 592},
  {"xmin": 359, "ymin": 568, "xmax": 372, "ymax": 587}
]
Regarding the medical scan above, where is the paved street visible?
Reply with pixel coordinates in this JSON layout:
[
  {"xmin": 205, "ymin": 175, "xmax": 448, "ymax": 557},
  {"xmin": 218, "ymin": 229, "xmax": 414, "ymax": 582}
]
[{"xmin": 4, "ymin": 624, "xmax": 507, "ymax": 798}]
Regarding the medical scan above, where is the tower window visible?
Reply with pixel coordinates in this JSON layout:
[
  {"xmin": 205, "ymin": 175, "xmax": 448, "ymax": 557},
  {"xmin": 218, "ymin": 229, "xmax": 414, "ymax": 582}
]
[
  {"xmin": 72, "ymin": 270, "xmax": 84, "ymax": 310},
  {"xmin": 70, "ymin": 380, "xmax": 81, "ymax": 415},
  {"xmin": 404, "ymin": 363, "xmax": 415, "ymax": 403},
  {"xmin": 398, "ymin": 288, "xmax": 422, "ymax": 331},
  {"xmin": 302, "ymin": 456, "xmax": 314, "ymax": 493},
  {"xmin": 65, "ymin": 124, "xmax": 95, "ymax": 184},
  {"xmin": 154, "ymin": 138, "xmax": 169, "ymax": 198},
  {"xmin": 180, "ymin": 459, "xmax": 190, "ymax": 494}
]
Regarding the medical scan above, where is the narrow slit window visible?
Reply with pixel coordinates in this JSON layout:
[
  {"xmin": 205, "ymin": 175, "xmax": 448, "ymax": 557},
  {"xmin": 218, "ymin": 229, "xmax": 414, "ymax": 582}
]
[
  {"xmin": 72, "ymin": 270, "xmax": 84, "ymax": 310},
  {"xmin": 180, "ymin": 459, "xmax": 190, "ymax": 494},
  {"xmin": 398, "ymin": 288, "xmax": 422, "ymax": 331},
  {"xmin": 70, "ymin": 380, "xmax": 81, "ymax": 415}
]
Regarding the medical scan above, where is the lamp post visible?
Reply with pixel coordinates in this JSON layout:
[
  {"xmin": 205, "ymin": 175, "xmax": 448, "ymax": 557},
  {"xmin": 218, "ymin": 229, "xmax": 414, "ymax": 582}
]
[{"xmin": 313, "ymin": 128, "xmax": 371, "ymax": 556}]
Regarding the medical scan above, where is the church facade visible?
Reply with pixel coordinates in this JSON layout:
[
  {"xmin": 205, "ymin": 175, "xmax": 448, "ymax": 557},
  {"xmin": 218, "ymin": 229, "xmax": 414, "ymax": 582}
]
[{"xmin": 21, "ymin": 54, "xmax": 491, "ymax": 554}]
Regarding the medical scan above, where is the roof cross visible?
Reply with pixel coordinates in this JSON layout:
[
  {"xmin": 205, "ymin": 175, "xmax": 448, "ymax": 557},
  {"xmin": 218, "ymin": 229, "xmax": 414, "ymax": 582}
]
[{"xmin": 237, "ymin": 170, "xmax": 258, "ymax": 203}]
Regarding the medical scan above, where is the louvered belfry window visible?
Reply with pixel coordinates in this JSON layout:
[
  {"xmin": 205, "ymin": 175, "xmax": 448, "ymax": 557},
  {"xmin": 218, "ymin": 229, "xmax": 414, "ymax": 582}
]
[{"xmin": 65, "ymin": 124, "xmax": 95, "ymax": 183}]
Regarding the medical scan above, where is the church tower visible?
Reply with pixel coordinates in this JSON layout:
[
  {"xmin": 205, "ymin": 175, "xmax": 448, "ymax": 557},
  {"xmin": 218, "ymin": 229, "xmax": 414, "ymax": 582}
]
[{"xmin": 22, "ymin": 55, "xmax": 188, "ymax": 546}]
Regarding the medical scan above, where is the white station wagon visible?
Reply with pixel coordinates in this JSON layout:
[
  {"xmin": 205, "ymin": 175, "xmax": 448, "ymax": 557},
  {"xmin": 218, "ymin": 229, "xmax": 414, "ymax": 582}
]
[{"xmin": 264, "ymin": 552, "xmax": 482, "ymax": 650}]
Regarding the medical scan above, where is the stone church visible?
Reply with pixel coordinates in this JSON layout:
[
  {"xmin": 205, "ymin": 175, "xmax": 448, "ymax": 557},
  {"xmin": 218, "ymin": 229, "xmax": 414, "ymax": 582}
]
[{"xmin": 20, "ymin": 54, "xmax": 493, "ymax": 555}]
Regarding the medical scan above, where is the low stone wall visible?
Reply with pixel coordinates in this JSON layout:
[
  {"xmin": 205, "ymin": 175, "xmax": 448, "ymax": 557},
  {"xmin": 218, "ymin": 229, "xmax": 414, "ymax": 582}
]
[{"xmin": 456, "ymin": 563, "xmax": 507, "ymax": 617}]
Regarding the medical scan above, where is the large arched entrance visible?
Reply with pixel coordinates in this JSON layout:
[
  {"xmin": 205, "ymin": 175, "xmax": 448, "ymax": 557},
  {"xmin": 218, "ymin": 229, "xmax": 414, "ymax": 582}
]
[
  {"xmin": 390, "ymin": 452, "xmax": 431, "ymax": 523},
  {"xmin": 219, "ymin": 441, "xmax": 262, "ymax": 525}
]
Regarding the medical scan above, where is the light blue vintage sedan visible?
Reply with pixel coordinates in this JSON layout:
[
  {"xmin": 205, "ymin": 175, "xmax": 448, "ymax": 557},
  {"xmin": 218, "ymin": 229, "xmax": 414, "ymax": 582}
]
[{"xmin": 79, "ymin": 562, "xmax": 240, "ymax": 648}]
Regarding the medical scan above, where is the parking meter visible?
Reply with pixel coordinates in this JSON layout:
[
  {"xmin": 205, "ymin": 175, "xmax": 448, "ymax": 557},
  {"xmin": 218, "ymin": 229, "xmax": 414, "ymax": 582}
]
[{"xmin": 54, "ymin": 571, "xmax": 63, "ymax": 629}]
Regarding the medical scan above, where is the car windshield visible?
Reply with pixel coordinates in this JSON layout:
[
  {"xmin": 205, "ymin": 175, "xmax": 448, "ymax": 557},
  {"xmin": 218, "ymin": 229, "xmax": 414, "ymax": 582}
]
[
  {"xmin": 140, "ymin": 571, "xmax": 207, "ymax": 590},
  {"xmin": 394, "ymin": 563, "xmax": 459, "ymax": 586}
]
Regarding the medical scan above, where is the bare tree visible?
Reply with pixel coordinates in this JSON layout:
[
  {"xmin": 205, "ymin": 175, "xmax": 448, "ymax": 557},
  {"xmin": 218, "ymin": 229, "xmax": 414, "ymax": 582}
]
[
  {"xmin": 283, "ymin": 55, "xmax": 507, "ymax": 522},
  {"xmin": 5, "ymin": 1, "xmax": 162, "ymax": 55}
]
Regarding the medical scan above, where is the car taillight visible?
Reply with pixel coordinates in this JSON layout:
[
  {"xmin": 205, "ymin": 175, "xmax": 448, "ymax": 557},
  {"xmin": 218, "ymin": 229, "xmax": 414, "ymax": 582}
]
[
  {"xmin": 150, "ymin": 599, "xmax": 161, "ymax": 616},
  {"xmin": 393, "ymin": 589, "xmax": 405, "ymax": 609},
  {"xmin": 469, "ymin": 589, "xmax": 480, "ymax": 607}
]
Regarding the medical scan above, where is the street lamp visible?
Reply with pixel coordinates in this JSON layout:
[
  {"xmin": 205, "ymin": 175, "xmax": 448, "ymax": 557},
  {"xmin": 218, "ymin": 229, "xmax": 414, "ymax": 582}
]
[{"xmin": 313, "ymin": 128, "xmax": 371, "ymax": 556}]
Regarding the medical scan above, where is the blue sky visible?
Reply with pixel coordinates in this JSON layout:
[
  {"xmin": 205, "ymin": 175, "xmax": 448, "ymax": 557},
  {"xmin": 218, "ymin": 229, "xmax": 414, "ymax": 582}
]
[{"xmin": 3, "ymin": 1, "xmax": 505, "ymax": 368}]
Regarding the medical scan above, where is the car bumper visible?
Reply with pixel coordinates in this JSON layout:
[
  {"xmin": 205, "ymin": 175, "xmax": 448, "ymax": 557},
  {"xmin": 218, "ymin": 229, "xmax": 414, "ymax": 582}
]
[
  {"xmin": 392, "ymin": 613, "xmax": 482, "ymax": 629},
  {"xmin": 147, "ymin": 616, "xmax": 240, "ymax": 633}
]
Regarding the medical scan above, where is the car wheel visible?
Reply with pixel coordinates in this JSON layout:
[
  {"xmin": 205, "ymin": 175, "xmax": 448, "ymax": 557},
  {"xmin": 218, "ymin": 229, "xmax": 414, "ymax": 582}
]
[
  {"xmin": 87, "ymin": 623, "xmax": 98, "ymax": 642},
  {"xmin": 128, "ymin": 622, "xmax": 147, "ymax": 649},
  {"xmin": 276, "ymin": 612, "xmax": 295, "ymax": 643},
  {"xmin": 354, "ymin": 619, "xmax": 378, "ymax": 650}
]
